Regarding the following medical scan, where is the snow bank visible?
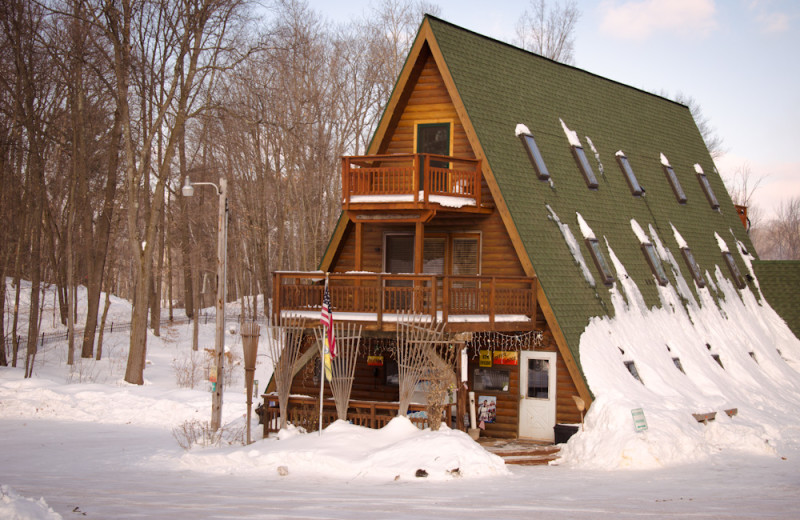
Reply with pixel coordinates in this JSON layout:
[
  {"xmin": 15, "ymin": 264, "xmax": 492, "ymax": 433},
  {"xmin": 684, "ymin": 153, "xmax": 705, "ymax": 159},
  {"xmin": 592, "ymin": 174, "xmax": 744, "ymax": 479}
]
[
  {"xmin": 0, "ymin": 485, "xmax": 63, "ymax": 520},
  {"xmin": 177, "ymin": 417, "xmax": 508, "ymax": 482},
  {"xmin": 559, "ymin": 226, "xmax": 800, "ymax": 469}
]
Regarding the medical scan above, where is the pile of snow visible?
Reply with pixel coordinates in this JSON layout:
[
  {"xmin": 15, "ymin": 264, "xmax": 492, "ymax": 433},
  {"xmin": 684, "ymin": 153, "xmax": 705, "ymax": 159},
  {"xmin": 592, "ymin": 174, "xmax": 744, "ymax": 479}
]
[
  {"xmin": 1, "ymin": 485, "xmax": 62, "ymax": 520},
  {"xmin": 179, "ymin": 417, "xmax": 507, "ymax": 481},
  {"xmin": 559, "ymin": 223, "xmax": 800, "ymax": 469}
]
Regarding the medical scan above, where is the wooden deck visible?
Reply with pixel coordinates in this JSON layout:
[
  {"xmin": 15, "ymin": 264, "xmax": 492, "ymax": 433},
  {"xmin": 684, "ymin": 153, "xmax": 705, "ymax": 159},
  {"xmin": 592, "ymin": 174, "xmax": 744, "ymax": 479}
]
[
  {"xmin": 272, "ymin": 272, "xmax": 537, "ymax": 332},
  {"xmin": 477, "ymin": 438, "xmax": 561, "ymax": 466}
]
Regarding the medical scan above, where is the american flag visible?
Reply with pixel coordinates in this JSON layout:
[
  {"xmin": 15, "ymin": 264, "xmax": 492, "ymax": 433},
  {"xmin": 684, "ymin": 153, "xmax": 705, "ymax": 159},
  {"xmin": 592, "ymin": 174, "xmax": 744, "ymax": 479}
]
[{"xmin": 321, "ymin": 281, "xmax": 336, "ymax": 359}]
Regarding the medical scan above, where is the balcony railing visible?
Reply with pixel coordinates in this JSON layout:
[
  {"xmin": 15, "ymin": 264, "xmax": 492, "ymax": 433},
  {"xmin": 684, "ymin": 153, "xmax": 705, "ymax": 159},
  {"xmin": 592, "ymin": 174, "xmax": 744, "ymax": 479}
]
[
  {"xmin": 260, "ymin": 394, "xmax": 431, "ymax": 435},
  {"xmin": 272, "ymin": 272, "xmax": 537, "ymax": 331},
  {"xmin": 342, "ymin": 153, "xmax": 482, "ymax": 210}
]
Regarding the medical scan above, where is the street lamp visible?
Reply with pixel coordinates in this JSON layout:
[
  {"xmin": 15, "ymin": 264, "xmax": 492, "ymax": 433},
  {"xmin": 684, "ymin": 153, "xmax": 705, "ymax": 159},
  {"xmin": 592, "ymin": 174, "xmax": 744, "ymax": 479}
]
[{"xmin": 182, "ymin": 175, "xmax": 228, "ymax": 431}]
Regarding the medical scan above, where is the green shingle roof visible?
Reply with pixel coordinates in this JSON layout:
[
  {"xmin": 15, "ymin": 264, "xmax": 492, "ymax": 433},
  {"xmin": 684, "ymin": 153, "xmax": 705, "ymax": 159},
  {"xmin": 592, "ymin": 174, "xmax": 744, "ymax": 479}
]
[
  {"xmin": 426, "ymin": 16, "xmax": 756, "ymax": 379},
  {"xmin": 752, "ymin": 261, "xmax": 800, "ymax": 339}
]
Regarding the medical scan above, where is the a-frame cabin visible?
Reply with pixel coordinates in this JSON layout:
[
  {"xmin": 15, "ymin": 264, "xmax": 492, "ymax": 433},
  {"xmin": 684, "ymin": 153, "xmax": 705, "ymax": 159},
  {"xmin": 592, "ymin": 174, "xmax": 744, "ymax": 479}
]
[{"xmin": 268, "ymin": 15, "xmax": 770, "ymax": 442}]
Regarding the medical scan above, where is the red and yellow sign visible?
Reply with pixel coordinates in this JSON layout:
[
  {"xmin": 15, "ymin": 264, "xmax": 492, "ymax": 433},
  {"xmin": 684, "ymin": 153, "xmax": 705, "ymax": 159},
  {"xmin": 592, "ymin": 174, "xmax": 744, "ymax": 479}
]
[
  {"xmin": 367, "ymin": 355, "xmax": 384, "ymax": 367},
  {"xmin": 493, "ymin": 351, "xmax": 518, "ymax": 366}
]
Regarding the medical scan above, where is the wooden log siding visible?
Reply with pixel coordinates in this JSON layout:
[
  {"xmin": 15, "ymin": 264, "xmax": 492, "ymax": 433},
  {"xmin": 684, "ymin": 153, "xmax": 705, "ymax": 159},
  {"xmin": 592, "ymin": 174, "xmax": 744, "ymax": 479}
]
[
  {"xmin": 261, "ymin": 395, "xmax": 431, "ymax": 435},
  {"xmin": 273, "ymin": 272, "xmax": 536, "ymax": 331},
  {"xmin": 343, "ymin": 153, "xmax": 481, "ymax": 208}
]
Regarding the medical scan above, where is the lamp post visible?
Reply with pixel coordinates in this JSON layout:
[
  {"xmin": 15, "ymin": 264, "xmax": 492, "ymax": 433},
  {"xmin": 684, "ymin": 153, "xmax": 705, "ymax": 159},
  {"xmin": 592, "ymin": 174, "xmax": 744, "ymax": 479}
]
[{"xmin": 182, "ymin": 176, "xmax": 228, "ymax": 431}]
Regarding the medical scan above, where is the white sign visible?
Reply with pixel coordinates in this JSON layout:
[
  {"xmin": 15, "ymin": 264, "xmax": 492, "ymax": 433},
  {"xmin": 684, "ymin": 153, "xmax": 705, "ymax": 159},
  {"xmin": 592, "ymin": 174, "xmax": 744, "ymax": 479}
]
[{"xmin": 631, "ymin": 408, "xmax": 648, "ymax": 432}]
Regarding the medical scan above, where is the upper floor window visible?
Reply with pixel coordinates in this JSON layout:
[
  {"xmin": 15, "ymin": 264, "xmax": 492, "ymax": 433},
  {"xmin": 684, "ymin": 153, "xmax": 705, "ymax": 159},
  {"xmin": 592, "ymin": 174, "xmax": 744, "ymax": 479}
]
[
  {"xmin": 519, "ymin": 133, "xmax": 550, "ymax": 180},
  {"xmin": 695, "ymin": 164, "xmax": 720, "ymax": 210},
  {"xmin": 642, "ymin": 243, "xmax": 669, "ymax": 286},
  {"xmin": 722, "ymin": 251, "xmax": 746, "ymax": 289},
  {"xmin": 661, "ymin": 153, "xmax": 687, "ymax": 203},
  {"xmin": 680, "ymin": 247, "xmax": 706, "ymax": 288},
  {"xmin": 615, "ymin": 151, "xmax": 643, "ymax": 196},
  {"xmin": 585, "ymin": 238, "xmax": 614, "ymax": 285}
]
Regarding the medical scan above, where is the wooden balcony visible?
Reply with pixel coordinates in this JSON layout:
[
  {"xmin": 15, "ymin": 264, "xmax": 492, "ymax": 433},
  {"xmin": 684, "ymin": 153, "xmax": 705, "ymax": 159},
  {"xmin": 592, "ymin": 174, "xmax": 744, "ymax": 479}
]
[
  {"xmin": 342, "ymin": 153, "xmax": 489, "ymax": 215},
  {"xmin": 272, "ymin": 272, "xmax": 537, "ymax": 332}
]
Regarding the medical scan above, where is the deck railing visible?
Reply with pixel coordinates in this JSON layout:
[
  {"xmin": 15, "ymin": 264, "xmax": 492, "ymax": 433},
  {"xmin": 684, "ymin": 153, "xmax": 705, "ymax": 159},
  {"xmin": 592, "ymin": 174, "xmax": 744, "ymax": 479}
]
[
  {"xmin": 260, "ymin": 394, "xmax": 431, "ymax": 435},
  {"xmin": 272, "ymin": 272, "xmax": 537, "ymax": 330},
  {"xmin": 342, "ymin": 153, "xmax": 482, "ymax": 208}
]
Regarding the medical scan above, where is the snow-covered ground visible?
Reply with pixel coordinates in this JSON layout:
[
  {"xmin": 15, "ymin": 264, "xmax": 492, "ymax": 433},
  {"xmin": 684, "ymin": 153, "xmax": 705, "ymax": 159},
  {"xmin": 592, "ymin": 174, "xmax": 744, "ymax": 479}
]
[{"xmin": 2, "ymin": 280, "xmax": 800, "ymax": 519}]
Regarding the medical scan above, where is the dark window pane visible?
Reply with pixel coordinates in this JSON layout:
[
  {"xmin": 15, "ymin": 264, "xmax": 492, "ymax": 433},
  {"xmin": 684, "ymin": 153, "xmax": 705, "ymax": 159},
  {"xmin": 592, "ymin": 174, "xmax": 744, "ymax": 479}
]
[
  {"xmin": 681, "ymin": 247, "xmax": 705, "ymax": 287},
  {"xmin": 527, "ymin": 359, "xmax": 549, "ymax": 398},
  {"xmin": 573, "ymin": 146, "xmax": 598, "ymax": 189},
  {"xmin": 698, "ymin": 173, "xmax": 720, "ymax": 209},
  {"xmin": 617, "ymin": 154, "xmax": 643, "ymax": 195},
  {"xmin": 473, "ymin": 368, "xmax": 510, "ymax": 392},
  {"xmin": 664, "ymin": 166, "xmax": 687, "ymax": 203},
  {"xmin": 586, "ymin": 238, "xmax": 614, "ymax": 285},
  {"xmin": 520, "ymin": 134, "xmax": 550, "ymax": 180},
  {"xmin": 642, "ymin": 243, "xmax": 669, "ymax": 286},
  {"xmin": 722, "ymin": 251, "xmax": 746, "ymax": 289}
]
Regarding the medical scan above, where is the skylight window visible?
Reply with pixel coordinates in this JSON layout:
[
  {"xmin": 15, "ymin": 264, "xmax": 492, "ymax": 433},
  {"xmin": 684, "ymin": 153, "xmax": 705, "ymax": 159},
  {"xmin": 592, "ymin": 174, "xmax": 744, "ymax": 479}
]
[
  {"xmin": 680, "ymin": 247, "xmax": 706, "ymax": 288},
  {"xmin": 642, "ymin": 243, "xmax": 669, "ymax": 286},
  {"xmin": 561, "ymin": 119, "xmax": 598, "ymax": 189},
  {"xmin": 695, "ymin": 164, "xmax": 719, "ymax": 209},
  {"xmin": 660, "ymin": 154, "xmax": 687, "ymax": 203},
  {"xmin": 519, "ymin": 133, "xmax": 550, "ymax": 180},
  {"xmin": 585, "ymin": 238, "xmax": 615, "ymax": 285},
  {"xmin": 624, "ymin": 361, "xmax": 643, "ymax": 383},
  {"xmin": 722, "ymin": 251, "xmax": 746, "ymax": 289},
  {"xmin": 615, "ymin": 151, "xmax": 643, "ymax": 196}
]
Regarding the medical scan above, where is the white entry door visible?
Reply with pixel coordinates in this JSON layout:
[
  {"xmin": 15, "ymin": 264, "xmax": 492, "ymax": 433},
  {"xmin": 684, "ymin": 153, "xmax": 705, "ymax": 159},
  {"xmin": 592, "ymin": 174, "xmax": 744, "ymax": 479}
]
[{"xmin": 519, "ymin": 351, "xmax": 557, "ymax": 441}]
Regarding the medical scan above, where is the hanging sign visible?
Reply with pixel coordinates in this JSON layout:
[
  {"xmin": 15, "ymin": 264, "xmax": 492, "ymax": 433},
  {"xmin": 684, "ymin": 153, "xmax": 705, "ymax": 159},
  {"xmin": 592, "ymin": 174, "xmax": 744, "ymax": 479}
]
[
  {"xmin": 493, "ymin": 351, "xmax": 518, "ymax": 366},
  {"xmin": 631, "ymin": 408, "xmax": 648, "ymax": 432},
  {"xmin": 479, "ymin": 350, "xmax": 492, "ymax": 367},
  {"xmin": 209, "ymin": 367, "xmax": 217, "ymax": 383},
  {"xmin": 367, "ymin": 355, "xmax": 384, "ymax": 367}
]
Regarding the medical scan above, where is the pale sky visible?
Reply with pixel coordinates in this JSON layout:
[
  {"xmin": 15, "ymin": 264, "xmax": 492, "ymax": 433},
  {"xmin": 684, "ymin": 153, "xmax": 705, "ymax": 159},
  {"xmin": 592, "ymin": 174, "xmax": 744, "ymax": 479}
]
[{"xmin": 306, "ymin": 0, "xmax": 799, "ymax": 221}]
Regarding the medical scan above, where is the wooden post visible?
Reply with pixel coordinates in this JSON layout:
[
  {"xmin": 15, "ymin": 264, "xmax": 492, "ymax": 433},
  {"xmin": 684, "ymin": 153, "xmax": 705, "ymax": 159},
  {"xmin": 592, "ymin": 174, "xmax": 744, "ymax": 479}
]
[
  {"xmin": 342, "ymin": 157, "xmax": 350, "ymax": 209},
  {"xmin": 456, "ymin": 343, "xmax": 467, "ymax": 431},
  {"xmin": 272, "ymin": 272, "xmax": 281, "ymax": 324},
  {"xmin": 412, "ymin": 154, "xmax": 419, "ymax": 203},
  {"xmin": 474, "ymin": 159, "xmax": 482, "ymax": 208},
  {"xmin": 489, "ymin": 277, "xmax": 496, "ymax": 326},
  {"xmin": 530, "ymin": 276, "xmax": 538, "ymax": 324},
  {"xmin": 376, "ymin": 274, "xmax": 383, "ymax": 328}
]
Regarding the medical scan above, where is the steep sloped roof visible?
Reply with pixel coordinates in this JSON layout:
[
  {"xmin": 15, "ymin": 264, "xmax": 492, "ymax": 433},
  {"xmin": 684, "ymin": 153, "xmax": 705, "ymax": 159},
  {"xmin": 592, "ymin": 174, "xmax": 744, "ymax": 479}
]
[
  {"xmin": 424, "ymin": 15, "xmax": 756, "ymax": 376},
  {"xmin": 752, "ymin": 260, "xmax": 800, "ymax": 339}
]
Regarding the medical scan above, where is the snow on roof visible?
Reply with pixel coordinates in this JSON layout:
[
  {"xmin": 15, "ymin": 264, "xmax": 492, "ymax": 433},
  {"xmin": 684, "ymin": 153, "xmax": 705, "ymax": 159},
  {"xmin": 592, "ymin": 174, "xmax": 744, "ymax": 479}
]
[
  {"xmin": 562, "ymin": 239, "xmax": 800, "ymax": 470},
  {"xmin": 671, "ymin": 223, "xmax": 689, "ymax": 249},
  {"xmin": 576, "ymin": 212, "xmax": 596, "ymax": 240},
  {"xmin": 630, "ymin": 219, "xmax": 650, "ymax": 244},
  {"xmin": 694, "ymin": 163, "xmax": 704, "ymax": 174},
  {"xmin": 660, "ymin": 153, "xmax": 671, "ymax": 167},
  {"xmin": 515, "ymin": 123, "xmax": 531, "ymax": 136},
  {"xmin": 586, "ymin": 136, "xmax": 604, "ymax": 175},
  {"xmin": 547, "ymin": 205, "xmax": 595, "ymax": 287},
  {"xmin": 559, "ymin": 119, "xmax": 582, "ymax": 148},
  {"xmin": 615, "ymin": 150, "xmax": 626, "ymax": 157},
  {"xmin": 714, "ymin": 232, "xmax": 730, "ymax": 253}
]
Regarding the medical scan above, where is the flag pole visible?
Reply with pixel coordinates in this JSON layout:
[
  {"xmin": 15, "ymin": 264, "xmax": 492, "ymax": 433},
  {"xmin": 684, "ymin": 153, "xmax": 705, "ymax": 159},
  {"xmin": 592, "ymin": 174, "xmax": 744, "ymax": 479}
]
[{"xmin": 318, "ymin": 273, "xmax": 328, "ymax": 436}]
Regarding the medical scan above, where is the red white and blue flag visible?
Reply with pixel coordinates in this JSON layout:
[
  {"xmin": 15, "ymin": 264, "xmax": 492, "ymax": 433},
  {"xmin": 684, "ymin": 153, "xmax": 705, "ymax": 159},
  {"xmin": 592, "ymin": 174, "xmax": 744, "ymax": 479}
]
[{"xmin": 321, "ymin": 280, "xmax": 335, "ymax": 381}]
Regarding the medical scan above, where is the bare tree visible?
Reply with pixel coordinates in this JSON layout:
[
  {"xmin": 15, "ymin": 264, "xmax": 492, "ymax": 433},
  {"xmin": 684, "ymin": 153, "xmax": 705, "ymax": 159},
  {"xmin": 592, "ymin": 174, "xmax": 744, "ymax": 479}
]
[
  {"xmin": 673, "ymin": 92, "xmax": 725, "ymax": 160},
  {"xmin": 514, "ymin": 0, "xmax": 580, "ymax": 64},
  {"xmin": 755, "ymin": 197, "xmax": 800, "ymax": 260}
]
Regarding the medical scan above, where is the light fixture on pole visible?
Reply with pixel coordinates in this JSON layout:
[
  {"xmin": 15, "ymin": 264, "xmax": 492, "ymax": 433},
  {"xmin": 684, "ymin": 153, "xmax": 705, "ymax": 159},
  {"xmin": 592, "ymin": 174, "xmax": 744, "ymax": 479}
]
[{"xmin": 182, "ymin": 175, "xmax": 228, "ymax": 431}]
